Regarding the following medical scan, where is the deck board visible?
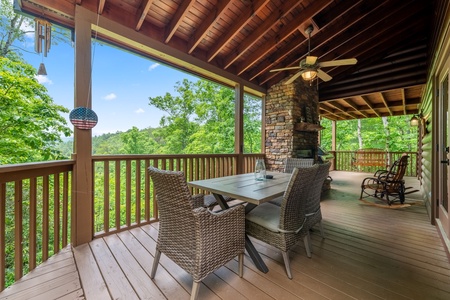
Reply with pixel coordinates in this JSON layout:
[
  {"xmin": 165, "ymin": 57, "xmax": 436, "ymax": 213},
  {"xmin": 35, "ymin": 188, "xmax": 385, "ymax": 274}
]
[{"xmin": 1, "ymin": 171, "xmax": 450, "ymax": 300}]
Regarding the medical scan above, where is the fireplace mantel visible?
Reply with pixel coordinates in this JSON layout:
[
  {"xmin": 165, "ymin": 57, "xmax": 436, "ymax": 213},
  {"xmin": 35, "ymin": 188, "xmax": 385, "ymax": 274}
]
[{"xmin": 294, "ymin": 122, "xmax": 323, "ymax": 132}]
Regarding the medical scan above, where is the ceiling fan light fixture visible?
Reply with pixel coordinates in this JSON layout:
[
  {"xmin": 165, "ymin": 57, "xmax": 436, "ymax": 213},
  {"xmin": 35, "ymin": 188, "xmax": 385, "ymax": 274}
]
[{"xmin": 301, "ymin": 69, "xmax": 317, "ymax": 81}]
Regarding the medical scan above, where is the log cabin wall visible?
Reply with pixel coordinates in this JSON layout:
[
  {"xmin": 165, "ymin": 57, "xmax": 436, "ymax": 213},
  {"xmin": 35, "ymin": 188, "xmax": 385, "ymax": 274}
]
[{"xmin": 264, "ymin": 78, "xmax": 320, "ymax": 172}]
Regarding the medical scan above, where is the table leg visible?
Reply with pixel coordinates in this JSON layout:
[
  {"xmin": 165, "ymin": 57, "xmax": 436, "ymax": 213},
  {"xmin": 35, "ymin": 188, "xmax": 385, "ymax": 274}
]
[{"xmin": 213, "ymin": 194, "xmax": 269, "ymax": 273}]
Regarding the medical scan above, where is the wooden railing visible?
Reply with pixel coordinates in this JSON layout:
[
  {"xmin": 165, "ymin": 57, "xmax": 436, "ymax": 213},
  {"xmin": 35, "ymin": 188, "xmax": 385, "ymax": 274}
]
[
  {"xmin": 0, "ymin": 153, "xmax": 263, "ymax": 291},
  {"xmin": 331, "ymin": 150, "xmax": 417, "ymax": 176},
  {"xmin": 91, "ymin": 153, "xmax": 263, "ymax": 237},
  {"xmin": 0, "ymin": 160, "xmax": 74, "ymax": 291}
]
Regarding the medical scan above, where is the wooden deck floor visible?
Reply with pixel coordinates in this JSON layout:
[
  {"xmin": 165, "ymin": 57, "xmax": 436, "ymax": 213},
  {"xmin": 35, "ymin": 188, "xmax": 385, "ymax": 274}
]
[{"xmin": 1, "ymin": 171, "xmax": 450, "ymax": 300}]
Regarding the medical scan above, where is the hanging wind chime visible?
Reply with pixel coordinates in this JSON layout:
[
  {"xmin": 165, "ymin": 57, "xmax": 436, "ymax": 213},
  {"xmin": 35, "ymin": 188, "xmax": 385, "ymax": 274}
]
[
  {"xmin": 34, "ymin": 18, "xmax": 51, "ymax": 75},
  {"xmin": 69, "ymin": 14, "xmax": 100, "ymax": 130}
]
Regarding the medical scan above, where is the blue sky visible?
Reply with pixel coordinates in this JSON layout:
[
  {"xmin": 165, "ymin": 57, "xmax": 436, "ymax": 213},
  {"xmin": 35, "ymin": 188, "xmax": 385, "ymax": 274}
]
[{"xmin": 20, "ymin": 27, "xmax": 199, "ymax": 136}]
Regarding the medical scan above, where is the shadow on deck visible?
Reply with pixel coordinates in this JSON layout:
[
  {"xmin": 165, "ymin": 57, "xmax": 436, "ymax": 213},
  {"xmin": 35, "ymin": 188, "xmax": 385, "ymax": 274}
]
[{"xmin": 2, "ymin": 171, "xmax": 449, "ymax": 300}]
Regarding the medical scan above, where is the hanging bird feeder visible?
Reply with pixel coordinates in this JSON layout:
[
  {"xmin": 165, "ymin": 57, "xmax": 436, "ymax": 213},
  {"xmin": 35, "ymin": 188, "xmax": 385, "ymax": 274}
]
[{"xmin": 69, "ymin": 107, "xmax": 98, "ymax": 130}]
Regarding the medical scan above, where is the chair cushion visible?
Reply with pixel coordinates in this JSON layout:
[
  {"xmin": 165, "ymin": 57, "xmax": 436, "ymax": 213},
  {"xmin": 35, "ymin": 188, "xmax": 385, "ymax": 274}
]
[
  {"xmin": 268, "ymin": 196, "xmax": 283, "ymax": 206},
  {"xmin": 246, "ymin": 203, "xmax": 280, "ymax": 232}
]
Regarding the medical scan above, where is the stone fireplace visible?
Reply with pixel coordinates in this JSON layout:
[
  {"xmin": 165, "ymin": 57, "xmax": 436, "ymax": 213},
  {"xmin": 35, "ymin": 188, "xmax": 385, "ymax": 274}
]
[{"xmin": 264, "ymin": 78, "xmax": 321, "ymax": 172}]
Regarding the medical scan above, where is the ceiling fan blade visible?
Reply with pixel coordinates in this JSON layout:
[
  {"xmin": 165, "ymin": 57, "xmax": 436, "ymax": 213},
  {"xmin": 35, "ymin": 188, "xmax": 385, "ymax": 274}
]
[
  {"xmin": 270, "ymin": 66, "xmax": 301, "ymax": 72},
  {"xmin": 306, "ymin": 56, "xmax": 318, "ymax": 65},
  {"xmin": 318, "ymin": 58, "xmax": 357, "ymax": 68},
  {"xmin": 284, "ymin": 71, "xmax": 303, "ymax": 85},
  {"xmin": 317, "ymin": 69, "xmax": 332, "ymax": 82}
]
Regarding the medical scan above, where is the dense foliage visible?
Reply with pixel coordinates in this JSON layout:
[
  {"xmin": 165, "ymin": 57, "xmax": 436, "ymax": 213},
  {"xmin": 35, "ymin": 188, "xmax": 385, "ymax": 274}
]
[
  {"xmin": 320, "ymin": 116, "xmax": 418, "ymax": 152},
  {"xmin": 0, "ymin": 57, "xmax": 72, "ymax": 164}
]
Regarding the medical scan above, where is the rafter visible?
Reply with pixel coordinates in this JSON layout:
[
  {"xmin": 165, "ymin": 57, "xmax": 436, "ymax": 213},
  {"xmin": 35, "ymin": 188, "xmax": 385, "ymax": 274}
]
[
  {"xmin": 401, "ymin": 88, "xmax": 406, "ymax": 114},
  {"xmin": 325, "ymin": 101, "xmax": 358, "ymax": 119},
  {"xmin": 343, "ymin": 98, "xmax": 369, "ymax": 118},
  {"xmin": 187, "ymin": 0, "xmax": 233, "ymax": 54},
  {"xmin": 206, "ymin": 0, "xmax": 270, "ymax": 62},
  {"xmin": 360, "ymin": 96, "xmax": 380, "ymax": 117},
  {"xmin": 319, "ymin": 104, "xmax": 346, "ymax": 120},
  {"xmin": 164, "ymin": 0, "xmax": 196, "ymax": 44},
  {"xmin": 223, "ymin": 0, "xmax": 305, "ymax": 70},
  {"xmin": 379, "ymin": 92, "xmax": 393, "ymax": 116},
  {"xmin": 98, "ymin": 0, "xmax": 106, "ymax": 14},
  {"xmin": 135, "ymin": 0, "xmax": 154, "ymax": 31}
]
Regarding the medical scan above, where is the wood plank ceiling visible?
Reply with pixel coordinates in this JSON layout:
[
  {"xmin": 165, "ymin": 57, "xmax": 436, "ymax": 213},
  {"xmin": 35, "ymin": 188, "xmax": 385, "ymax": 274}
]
[{"xmin": 17, "ymin": 0, "xmax": 438, "ymax": 121}]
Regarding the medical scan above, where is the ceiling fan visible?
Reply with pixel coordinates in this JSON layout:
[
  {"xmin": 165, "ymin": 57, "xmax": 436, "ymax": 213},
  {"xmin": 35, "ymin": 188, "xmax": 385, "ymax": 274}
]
[{"xmin": 270, "ymin": 25, "xmax": 357, "ymax": 84}]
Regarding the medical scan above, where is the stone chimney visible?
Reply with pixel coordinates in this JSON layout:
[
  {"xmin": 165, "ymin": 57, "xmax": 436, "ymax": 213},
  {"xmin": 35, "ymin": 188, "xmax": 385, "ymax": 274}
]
[{"xmin": 264, "ymin": 78, "xmax": 321, "ymax": 172}]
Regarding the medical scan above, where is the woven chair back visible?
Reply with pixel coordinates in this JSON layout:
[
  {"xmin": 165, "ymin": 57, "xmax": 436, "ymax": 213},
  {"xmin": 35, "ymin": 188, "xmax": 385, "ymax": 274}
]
[{"xmin": 279, "ymin": 164, "xmax": 319, "ymax": 232}]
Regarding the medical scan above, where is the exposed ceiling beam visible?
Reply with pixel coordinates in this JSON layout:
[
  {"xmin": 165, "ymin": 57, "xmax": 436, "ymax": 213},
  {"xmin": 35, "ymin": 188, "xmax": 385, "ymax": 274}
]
[
  {"xmin": 223, "ymin": 0, "xmax": 303, "ymax": 70},
  {"xmin": 164, "ymin": 0, "xmax": 196, "ymax": 43},
  {"xmin": 135, "ymin": 0, "xmax": 154, "ymax": 31},
  {"xmin": 187, "ymin": 0, "xmax": 233, "ymax": 54},
  {"xmin": 360, "ymin": 95, "xmax": 380, "ymax": 117},
  {"xmin": 98, "ymin": 0, "xmax": 105, "ymax": 14},
  {"xmin": 325, "ymin": 101, "xmax": 358, "ymax": 119},
  {"xmin": 206, "ymin": 0, "xmax": 270, "ymax": 62},
  {"xmin": 344, "ymin": 98, "xmax": 369, "ymax": 118},
  {"xmin": 379, "ymin": 92, "xmax": 392, "ymax": 116}
]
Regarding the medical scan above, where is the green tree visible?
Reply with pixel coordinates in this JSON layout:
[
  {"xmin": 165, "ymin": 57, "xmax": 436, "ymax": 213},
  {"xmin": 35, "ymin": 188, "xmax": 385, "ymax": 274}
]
[
  {"xmin": 0, "ymin": 57, "xmax": 71, "ymax": 164},
  {"xmin": 0, "ymin": 0, "xmax": 32, "ymax": 57},
  {"xmin": 320, "ymin": 116, "xmax": 417, "ymax": 152},
  {"xmin": 120, "ymin": 127, "xmax": 161, "ymax": 154},
  {"xmin": 148, "ymin": 79, "xmax": 262, "ymax": 154}
]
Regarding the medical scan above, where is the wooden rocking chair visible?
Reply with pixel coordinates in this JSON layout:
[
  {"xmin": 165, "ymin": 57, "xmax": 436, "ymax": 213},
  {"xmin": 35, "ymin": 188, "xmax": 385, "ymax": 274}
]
[{"xmin": 360, "ymin": 155, "xmax": 418, "ymax": 205}]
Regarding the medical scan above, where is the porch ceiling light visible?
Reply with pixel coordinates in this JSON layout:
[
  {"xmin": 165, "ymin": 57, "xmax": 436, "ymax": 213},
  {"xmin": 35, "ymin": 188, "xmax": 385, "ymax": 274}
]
[
  {"xmin": 410, "ymin": 115, "xmax": 420, "ymax": 126},
  {"xmin": 301, "ymin": 69, "xmax": 317, "ymax": 81}
]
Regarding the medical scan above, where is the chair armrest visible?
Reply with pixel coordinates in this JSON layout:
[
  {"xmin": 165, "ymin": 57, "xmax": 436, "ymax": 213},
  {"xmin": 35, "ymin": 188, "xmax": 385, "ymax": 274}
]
[
  {"xmin": 193, "ymin": 205, "xmax": 245, "ymax": 241},
  {"xmin": 374, "ymin": 170, "xmax": 387, "ymax": 177},
  {"xmin": 191, "ymin": 194, "xmax": 205, "ymax": 208},
  {"xmin": 361, "ymin": 176, "xmax": 384, "ymax": 187}
]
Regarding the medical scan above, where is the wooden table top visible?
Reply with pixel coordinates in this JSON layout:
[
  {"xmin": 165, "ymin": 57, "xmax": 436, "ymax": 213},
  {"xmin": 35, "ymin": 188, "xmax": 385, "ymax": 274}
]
[{"xmin": 188, "ymin": 171, "xmax": 292, "ymax": 205}]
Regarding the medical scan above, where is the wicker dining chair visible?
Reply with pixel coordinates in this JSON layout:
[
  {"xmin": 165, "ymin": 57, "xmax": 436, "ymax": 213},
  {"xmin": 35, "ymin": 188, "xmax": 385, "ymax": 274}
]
[
  {"xmin": 245, "ymin": 164, "xmax": 319, "ymax": 279},
  {"xmin": 148, "ymin": 166, "xmax": 245, "ymax": 300},
  {"xmin": 284, "ymin": 157, "xmax": 315, "ymax": 173},
  {"xmin": 304, "ymin": 162, "xmax": 331, "ymax": 240}
]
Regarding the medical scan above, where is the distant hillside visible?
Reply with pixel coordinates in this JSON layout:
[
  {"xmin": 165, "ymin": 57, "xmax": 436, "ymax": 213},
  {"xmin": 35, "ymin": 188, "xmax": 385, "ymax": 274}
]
[{"xmin": 56, "ymin": 127, "xmax": 158, "ymax": 157}]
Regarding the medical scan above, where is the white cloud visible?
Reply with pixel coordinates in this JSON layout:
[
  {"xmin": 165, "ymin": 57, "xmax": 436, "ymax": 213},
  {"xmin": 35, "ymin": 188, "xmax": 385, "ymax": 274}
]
[
  {"xmin": 35, "ymin": 75, "xmax": 53, "ymax": 85},
  {"xmin": 135, "ymin": 108, "xmax": 145, "ymax": 114},
  {"xmin": 103, "ymin": 93, "xmax": 117, "ymax": 100},
  {"xmin": 148, "ymin": 63, "xmax": 160, "ymax": 71}
]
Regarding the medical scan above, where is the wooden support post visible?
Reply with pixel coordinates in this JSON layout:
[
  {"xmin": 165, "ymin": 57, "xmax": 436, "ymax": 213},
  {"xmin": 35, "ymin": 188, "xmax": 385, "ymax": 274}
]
[
  {"xmin": 235, "ymin": 84, "xmax": 244, "ymax": 174},
  {"xmin": 72, "ymin": 8, "xmax": 94, "ymax": 246},
  {"xmin": 331, "ymin": 120, "xmax": 336, "ymax": 170}
]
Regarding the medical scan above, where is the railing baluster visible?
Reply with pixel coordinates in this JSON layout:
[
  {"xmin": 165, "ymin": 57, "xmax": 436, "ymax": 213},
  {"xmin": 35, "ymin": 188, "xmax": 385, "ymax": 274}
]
[
  {"xmin": 0, "ymin": 183, "xmax": 5, "ymax": 291},
  {"xmin": 42, "ymin": 176, "xmax": 49, "ymax": 261},
  {"xmin": 29, "ymin": 177, "xmax": 37, "ymax": 271},
  {"xmin": 54, "ymin": 174, "xmax": 60, "ymax": 253},
  {"xmin": 145, "ymin": 159, "xmax": 150, "ymax": 222},
  {"xmin": 125, "ymin": 160, "xmax": 132, "ymax": 227},
  {"xmin": 115, "ymin": 160, "xmax": 121, "ymax": 231},
  {"xmin": 62, "ymin": 172, "xmax": 69, "ymax": 247},
  {"xmin": 135, "ymin": 159, "xmax": 141, "ymax": 225},
  {"xmin": 103, "ymin": 161, "xmax": 110, "ymax": 234},
  {"xmin": 14, "ymin": 181, "xmax": 23, "ymax": 281}
]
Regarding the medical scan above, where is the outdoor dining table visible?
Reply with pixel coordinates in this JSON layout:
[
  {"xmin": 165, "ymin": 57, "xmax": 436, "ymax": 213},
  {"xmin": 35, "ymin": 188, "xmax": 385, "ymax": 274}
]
[{"xmin": 187, "ymin": 171, "xmax": 292, "ymax": 273}]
